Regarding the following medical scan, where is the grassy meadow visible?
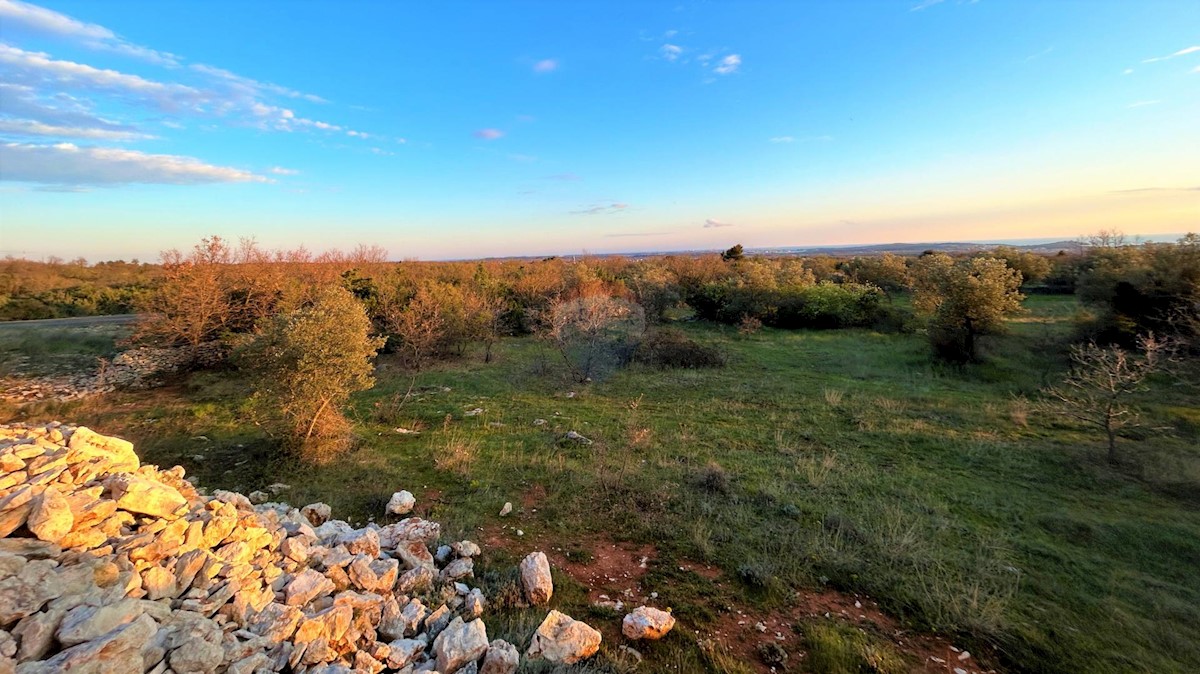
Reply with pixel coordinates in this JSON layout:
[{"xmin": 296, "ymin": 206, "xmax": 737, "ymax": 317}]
[{"xmin": 3, "ymin": 295, "xmax": 1198, "ymax": 674}]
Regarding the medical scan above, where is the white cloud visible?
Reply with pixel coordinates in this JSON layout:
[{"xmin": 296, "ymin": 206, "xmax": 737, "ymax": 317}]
[
  {"xmin": 660, "ymin": 44, "xmax": 682, "ymax": 62},
  {"xmin": 1123, "ymin": 68, "xmax": 1134, "ymax": 75},
  {"xmin": 1, "ymin": 142, "xmax": 269, "ymax": 186},
  {"xmin": 0, "ymin": 118, "xmax": 152, "ymax": 140},
  {"xmin": 704, "ymin": 218, "xmax": 734, "ymax": 228},
  {"xmin": 473, "ymin": 128, "xmax": 504, "ymax": 140},
  {"xmin": 533, "ymin": 58, "xmax": 558, "ymax": 73},
  {"xmin": 571, "ymin": 202, "xmax": 628, "ymax": 215},
  {"xmin": 770, "ymin": 136, "xmax": 794, "ymax": 143},
  {"xmin": 0, "ymin": 0, "xmax": 179, "ymax": 65},
  {"xmin": 268, "ymin": 166, "xmax": 299, "ymax": 176},
  {"xmin": 190, "ymin": 64, "xmax": 326, "ymax": 104},
  {"xmin": 1141, "ymin": 45, "xmax": 1200, "ymax": 64},
  {"xmin": 910, "ymin": 0, "xmax": 947, "ymax": 10},
  {"xmin": 0, "ymin": 82, "xmax": 135, "ymax": 131},
  {"xmin": 714, "ymin": 54, "xmax": 741, "ymax": 75}
]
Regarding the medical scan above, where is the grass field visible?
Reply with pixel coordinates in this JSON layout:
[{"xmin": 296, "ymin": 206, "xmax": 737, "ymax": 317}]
[{"xmin": 4, "ymin": 295, "xmax": 1198, "ymax": 673}]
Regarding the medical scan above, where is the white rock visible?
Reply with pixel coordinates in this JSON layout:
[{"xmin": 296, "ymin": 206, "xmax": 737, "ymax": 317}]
[
  {"xmin": 520, "ymin": 552, "xmax": 553, "ymax": 605},
  {"xmin": 433, "ymin": 616, "xmax": 488, "ymax": 673},
  {"xmin": 622, "ymin": 606, "xmax": 675, "ymax": 640},
  {"xmin": 386, "ymin": 490, "xmax": 416, "ymax": 516},
  {"xmin": 526, "ymin": 610, "xmax": 601, "ymax": 664}
]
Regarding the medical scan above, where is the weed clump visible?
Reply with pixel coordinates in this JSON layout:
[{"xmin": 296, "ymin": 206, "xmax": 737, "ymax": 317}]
[
  {"xmin": 694, "ymin": 461, "xmax": 731, "ymax": 494},
  {"xmin": 801, "ymin": 621, "xmax": 908, "ymax": 674}
]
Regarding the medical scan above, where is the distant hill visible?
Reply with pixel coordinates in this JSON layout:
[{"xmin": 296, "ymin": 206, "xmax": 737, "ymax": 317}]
[{"xmin": 748, "ymin": 240, "xmax": 1084, "ymax": 257}]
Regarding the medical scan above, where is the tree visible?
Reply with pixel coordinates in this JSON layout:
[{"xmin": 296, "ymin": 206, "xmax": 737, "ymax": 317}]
[
  {"xmin": 543, "ymin": 291, "xmax": 645, "ymax": 382},
  {"xmin": 1036, "ymin": 336, "xmax": 1162, "ymax": 464},
  {"xmin": 721, "ymin": 244, "xmax": 745, "ymax": 262},
  {"xmin": 912, "ymin": 254, "xmax": 1024, "ymax": 362},
  {"xmin": 135, "ymin": 236, "xmax": 235, "ymax": 350},
  {"xmin": 235, "ymin": 285, "xmax": 384, "ymax": 462}
]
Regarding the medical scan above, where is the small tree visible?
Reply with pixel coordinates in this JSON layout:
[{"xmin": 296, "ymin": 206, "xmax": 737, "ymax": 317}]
[
  {"xmin": 721, "ymin": 244, "xmax": 745, "ymax": 262},
  {"xmin": 136, "ymin": 236, "xmax": 234, "ymax": 350},
  {"xmin": 912, "ymin": 254, "xmax": 1024, "ymax": 362},
  {"xmin": 543, "ymin": 292, "xmax": 645, "ymax": 382},
  {"xmin": 236, "ymin": 285, "xmax": 384, "ymax": 461},
  {"xmin": 1036, "ymin": 336, "xmax": 1162, "ymax": 465}
]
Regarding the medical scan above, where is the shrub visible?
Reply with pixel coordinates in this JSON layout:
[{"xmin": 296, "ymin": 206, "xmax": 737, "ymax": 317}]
[
  {"xmin": 234, "ymin": 285, "xmax": 384, "ymax": 462},
  {"xmin": 633, "ymin": 329, "xmax": 726, "ymax": 369},
  {"xmin": 542, "ymin": 292, "xmax": 645, "ymax": 382}
]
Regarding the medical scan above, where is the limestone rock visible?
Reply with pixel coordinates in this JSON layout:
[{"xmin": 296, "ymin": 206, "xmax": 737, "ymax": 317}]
[
  {"xmin": 622, "ymin": 606, "xmax": 675, "ymax": 640},
  {"xmin": 105, "ymin": 473, "xmax": 187, "ymax": 519},
  {"xmin": 433, "ymin": 616, "xmax": 489, "ymax": 674},
  {"xmin": 35, "ymin": 613, "xmax": 156, "ymax": 674},
  {"xmin": 519, "ymin": 552, "xmax": 553, "ymax": 606},
  {"xmin": 26, "ymin": 487, "xmax": 73, "ymax": 544},
  {"xmin": 301, "ymin": 502, "xmax": 332, "ymax": 526},
  {"xmin": 526, "ymin": 610, "xmax": 601, "ymax": 664},
  {"xmin": 285, "ymin": 568, "xmax": 335, "ymax": 607},
  {"xmin": 479, "ymin": 639, "xmax": 519, "ymax": 674},
  {"xmin": 386, "ymin": 490, "xmax": 415, "ymax": 516}
]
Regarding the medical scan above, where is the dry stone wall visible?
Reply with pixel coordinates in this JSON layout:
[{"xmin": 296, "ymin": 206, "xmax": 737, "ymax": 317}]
[{"xmin": 0, "ymin": 423, "xmax": 520, "ymax": 674}]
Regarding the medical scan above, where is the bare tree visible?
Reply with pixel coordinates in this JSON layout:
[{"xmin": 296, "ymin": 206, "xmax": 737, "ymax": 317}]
[
  {"xmin": 1037, "ymin": 335, "xmax": 1163, "ymax": 464},
  {"xmin": 543, "ymin": 292, "xmax": 645, "ymax": 382}
]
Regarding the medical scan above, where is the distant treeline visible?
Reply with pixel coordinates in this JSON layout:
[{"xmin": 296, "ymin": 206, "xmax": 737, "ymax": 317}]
[{"xmin": 5, "ymin": 233, "xmax": 1198, "ymax": 356}]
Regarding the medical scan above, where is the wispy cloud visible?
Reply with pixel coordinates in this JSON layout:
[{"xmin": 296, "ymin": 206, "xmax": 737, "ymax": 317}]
[
  {"xmin": 713, "ymin": 54, "xmax": 741, "ymax": 75},
  {"xmin": 0, "ymin": 0, "xmax": 179, "ymax": 65},
  {"xmin": 1127, "ymin": 100, "xmax": 1161, "ymax": 108},
  {"xmin": 268, "ymin": 166, "xmax": 299, "ymax": 176},
  {"xmin": 769, "ymin": 134, "xmax": 833, "ymax": 144},
  {"xmin": 545, "ymin": 172, "xmax": 581, "ymax": 181},
  {"xmin": 532, "ymin": 58, "xmax": 558, "ymax": 73},
  {"xmin": 1110, "ymin": 186, "xmax": 1200, "ymax": 194},
  {"xmin": 190, "ymin": 64, "xmax": 326, "ymax": 104},
  {"xmin": 910, "ymin": 0, "xmax": 946, "ymax": 11},
  {"xmin": 1025, "ymin": 46, "xmax": 1054, "ymax": 62},
  {"xmin": 571, "ymin": 202, "xmax": 628, "ymax": 215},
  {"xmin": 660, "ymin": 44, "xmax": 682, "ymax": 62},
  {"xmin": 604, "ymin": 231, "xmax": 668, "ymax": 238},
  {"xmin": 0, "ymin": 118, "xmax": 153, "ymax": 140},
  {"xmin": 1123, "ymin": 68, "xmax": 1134, "ymax": 75},
  {"xmin": 508, "ymin": 153, "xmax": 537, "ymax": 163},
  {"xmin": 704, "ymin": 218, "xmax": 734, "ymax": 228},
  {"xmin": 473, "ymin": 128, "xmax": 504, "ymax": 140},
  {"xmin": 1141, "ymin": 45, "xmax": 1200, "ymax": 64},
  {"xmin": 2, "ymin": 142, "xmax": 269, "ymax": 187}
]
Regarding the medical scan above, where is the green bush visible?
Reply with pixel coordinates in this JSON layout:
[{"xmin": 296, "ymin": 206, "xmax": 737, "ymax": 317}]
[
  {"xmin": 633, "ymin": 328, "xmax": 726, "ymax": 369},
  {"xmin": 687, "ymin": 279, "xmax": 894, "ymax": 330}
]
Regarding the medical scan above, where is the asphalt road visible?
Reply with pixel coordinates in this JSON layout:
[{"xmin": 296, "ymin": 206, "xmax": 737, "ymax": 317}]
[{"xmin": 0, "ymin": 314, "xmax": 138, "ymax": 330}]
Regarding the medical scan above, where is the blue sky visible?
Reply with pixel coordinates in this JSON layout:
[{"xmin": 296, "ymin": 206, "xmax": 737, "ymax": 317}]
[{"xmin": 1, "ymin": 0, "xmax": 1197, "ymax": 261}]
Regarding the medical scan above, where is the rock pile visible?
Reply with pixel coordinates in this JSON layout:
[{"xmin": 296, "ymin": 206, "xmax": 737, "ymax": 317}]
[
  {"xmin": 1, "ymin": 342, "xmax": 224, "ymax": 404},
  {"xmin": 0, "ymin": 423, "xmax": 519, "ymax": 674}
]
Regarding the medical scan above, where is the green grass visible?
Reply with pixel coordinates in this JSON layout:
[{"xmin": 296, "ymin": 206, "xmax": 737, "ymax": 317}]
[
  {"xmin": 7, "ymin": 295, "xmax": 1199, "ymax": 673},
  {"xmin": 0, "ymin": 325, "xmax": 126, "ymax": 377}
]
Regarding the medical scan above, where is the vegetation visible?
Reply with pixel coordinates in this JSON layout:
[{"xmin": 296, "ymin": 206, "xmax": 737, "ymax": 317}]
[
  {"xmin": 912, "ymin": 253, "xmax": 1025, "ymax": 362},
  {"xmin": 233, "ymin": 285, "xmax": 384, "ymax": 462},
  {"xmin": 3, "ymin": 233, "xmax": 1199, "ymax": 673}
]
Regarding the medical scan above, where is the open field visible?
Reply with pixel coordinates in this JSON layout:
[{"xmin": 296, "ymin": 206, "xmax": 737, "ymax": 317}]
[{"xmin": 3, "ymin": 295, "xmax": 1198, "ymax": 673}]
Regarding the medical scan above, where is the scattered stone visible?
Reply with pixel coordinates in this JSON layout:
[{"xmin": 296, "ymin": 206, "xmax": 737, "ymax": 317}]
[
  {"xmin": 433, "ymin": 616, "xmax": 489, "ymax": 673},
  {"xmin": 301, "ymin": 502, "xmax": 332, "ymax": 526},
  {"xmin": 479, "ymin": 639, "xmax": 519, "ymax": 674},
  {"xmin": 520, "ymin": 551, "xmax": 553, "ymax": 605},
  {"xmin": 386, "ymin": 490, "xmax": 416, "ymax": 516},
  {"xmin": 498, "ymin": 502, "xmax": 512, "ymax": 517},
  {"xmin": 562, "ymin": 430, "xmax": 592, "ymax": 445},
  {"xmin": 622, "ymin": 606, "xmax": 675, "ymax": 640},
  {"xmin": 526, "ymin": 610, "xmax": 601, "ymax": 664}
]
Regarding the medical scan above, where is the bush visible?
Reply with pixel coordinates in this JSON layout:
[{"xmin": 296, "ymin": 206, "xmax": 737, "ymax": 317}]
[
  {"xmin": 912, "ymin": 254, "xmax": 1024, "ymax": 362},
  {"xmin": 542, "ymin": 292, "xmax": 645, "ymax": 382},
  {"xmin": 234, "ymin": 285, "xmax": 384, "ymax": 462},
  {"xmin": 633, "ymin": 329, "xmax": 726, "ymax": 369},
  {"xmin": 687, "ymin": 278, "xmax": 893, "ymax": 330}
]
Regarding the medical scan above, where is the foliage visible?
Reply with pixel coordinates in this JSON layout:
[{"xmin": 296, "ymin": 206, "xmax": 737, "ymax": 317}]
[
  {"xmin": 543, "ymin": 292, "xmax": 645, "ymax": 382},
  {"xmin": 721, "ymin": 244, "xmax": 745, "ymax": 262},
  {"xmin": 981, "ymin": 246, "xmax": 1053, "ymax": 285},
  {"xmin": 633, "ymin": 328, "xmax": 726, "ymax": 369},
  {"xmin": 1036, "ymin": 335, "xmax": 1163, "ymax": 464},
  {"xmin": 912, "ymin": 254, "xmax": 1024, "ymax": 362},
  {"xmin": 840, "ymin": 254, "xmax": 912, "ymax": 293},
  {"xmin": 234, "ymin": 285, "xmax": 384, "ymax": 461}
]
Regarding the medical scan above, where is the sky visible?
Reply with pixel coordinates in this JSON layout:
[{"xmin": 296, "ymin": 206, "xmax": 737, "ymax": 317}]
[{"xmin": 0, "ymin": 0, "xmax": 1197, "ymax": 262}]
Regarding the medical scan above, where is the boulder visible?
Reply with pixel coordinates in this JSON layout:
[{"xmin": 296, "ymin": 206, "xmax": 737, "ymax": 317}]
[
  {"xmin": 526, "ymin": 610, "xmax": 601, "ymax": 664},
  {"xmin": 622, "ymin": 606, "xmax": 676, "ymax": 640},
  {"xmin": 386, "ymin": 491, "xmax": 415, "ymax": 516},
  {"xmin": 33, "ymin": 613, "xmax": 156, "ymax": 674},
  {"xmin": 433, "ymin": 616, "xmax": 489, "ymax": 673},
  {"xmin": 301, "ymin": 502, "xmax": 332, "ymax": 526},
  {"xmin": 519, "ymin": 552, "xmax": 553, "ymax": 605}
]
